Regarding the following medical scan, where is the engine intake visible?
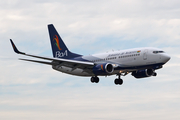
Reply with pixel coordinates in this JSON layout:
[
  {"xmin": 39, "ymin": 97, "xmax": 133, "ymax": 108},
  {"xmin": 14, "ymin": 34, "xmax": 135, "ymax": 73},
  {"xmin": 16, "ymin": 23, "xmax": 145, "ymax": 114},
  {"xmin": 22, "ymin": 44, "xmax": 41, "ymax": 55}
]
[
  {"xmin": 132, "ymin": 69, "xmax": 154, "ymax": 78},
  {"xmin": 93, "ymin": 63, "xmax": 114, "ymax": 75}
]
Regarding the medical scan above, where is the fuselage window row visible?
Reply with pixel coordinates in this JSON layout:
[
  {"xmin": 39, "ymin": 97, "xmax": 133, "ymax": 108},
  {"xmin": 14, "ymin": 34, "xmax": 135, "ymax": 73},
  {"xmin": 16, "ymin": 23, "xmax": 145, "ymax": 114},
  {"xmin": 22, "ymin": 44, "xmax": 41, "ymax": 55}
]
[{"xmin": 92, "ymin": 54, "xmax": 140, "ymax": 62}]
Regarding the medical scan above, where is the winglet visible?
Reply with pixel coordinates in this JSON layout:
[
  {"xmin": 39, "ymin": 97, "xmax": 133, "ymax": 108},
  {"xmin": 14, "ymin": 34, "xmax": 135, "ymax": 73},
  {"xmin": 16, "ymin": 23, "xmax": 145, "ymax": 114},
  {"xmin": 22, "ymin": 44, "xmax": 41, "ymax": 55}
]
[{"xmin": 10, "ymin": 39, "xmax": 25, "ymax": 54}]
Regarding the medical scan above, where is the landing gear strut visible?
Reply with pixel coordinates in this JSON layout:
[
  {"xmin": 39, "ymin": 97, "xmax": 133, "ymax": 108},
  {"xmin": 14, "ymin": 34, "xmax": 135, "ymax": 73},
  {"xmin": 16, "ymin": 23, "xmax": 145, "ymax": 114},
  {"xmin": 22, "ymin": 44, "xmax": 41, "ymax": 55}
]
[
  {"xmin": 114, "ymin": 74, "xmax": 123, "ymax": 85},
  {"xmin": 91, "ymin": 76, "xmax": 99, "ymax": 83}
]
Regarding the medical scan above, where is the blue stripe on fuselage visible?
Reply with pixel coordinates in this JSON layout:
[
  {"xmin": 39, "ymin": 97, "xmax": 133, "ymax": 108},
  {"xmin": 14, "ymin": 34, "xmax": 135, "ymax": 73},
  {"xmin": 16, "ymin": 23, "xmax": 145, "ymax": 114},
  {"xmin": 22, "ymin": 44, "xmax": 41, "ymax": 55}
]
[{"xmin": 114, "ymin": 63, "xmax": 164, "ymax": 71}]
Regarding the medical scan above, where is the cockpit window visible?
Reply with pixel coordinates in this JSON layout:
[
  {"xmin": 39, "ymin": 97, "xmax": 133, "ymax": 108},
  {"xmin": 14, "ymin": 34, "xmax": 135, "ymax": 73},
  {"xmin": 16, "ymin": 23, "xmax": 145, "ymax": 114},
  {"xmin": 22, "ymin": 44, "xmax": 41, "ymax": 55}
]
[
  {"xmin": 159, "ymin": 51, "xmax": 164, "ymax": 53},
  {"xmin": 153, "ymin": 51, "xmax": 164, "ymax": 54}
]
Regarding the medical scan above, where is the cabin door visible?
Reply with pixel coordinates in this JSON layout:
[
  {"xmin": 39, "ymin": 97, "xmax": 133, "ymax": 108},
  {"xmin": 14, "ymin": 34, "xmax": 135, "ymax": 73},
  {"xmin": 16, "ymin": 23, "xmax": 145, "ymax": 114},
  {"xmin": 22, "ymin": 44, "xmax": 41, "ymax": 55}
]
[{"xmin": 143, "ymin": 49, "xmax": 148, "ymax": 60}]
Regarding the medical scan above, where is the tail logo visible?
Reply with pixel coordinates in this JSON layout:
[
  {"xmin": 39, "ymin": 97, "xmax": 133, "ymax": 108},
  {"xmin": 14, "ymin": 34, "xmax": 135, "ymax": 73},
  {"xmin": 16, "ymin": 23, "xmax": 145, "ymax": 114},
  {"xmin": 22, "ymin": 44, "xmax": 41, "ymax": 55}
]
[{"xmin": 53, "ymin": 35, "xmax": 62, "ymax": 50}]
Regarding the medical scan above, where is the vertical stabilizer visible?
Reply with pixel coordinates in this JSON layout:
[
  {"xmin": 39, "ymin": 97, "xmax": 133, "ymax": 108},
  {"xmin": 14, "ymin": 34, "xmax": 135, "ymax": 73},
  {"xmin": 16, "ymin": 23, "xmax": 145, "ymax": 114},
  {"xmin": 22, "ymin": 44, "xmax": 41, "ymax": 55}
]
[{"xmin": 48, "ymin": 24, "xmax": 81, "ymax": 59}]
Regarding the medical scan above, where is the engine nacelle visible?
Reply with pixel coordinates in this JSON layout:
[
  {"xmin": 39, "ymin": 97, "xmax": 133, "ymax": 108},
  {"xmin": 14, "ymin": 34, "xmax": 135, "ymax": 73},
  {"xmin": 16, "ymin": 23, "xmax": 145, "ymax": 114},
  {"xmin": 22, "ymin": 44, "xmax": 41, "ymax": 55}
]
[
  {"xmin": 93, "ymin": 63, "xmax": 114, "ymax": 75},
  {"xmin": 132, "ymin": 69, "xmax": 154, "ymax": 78}
]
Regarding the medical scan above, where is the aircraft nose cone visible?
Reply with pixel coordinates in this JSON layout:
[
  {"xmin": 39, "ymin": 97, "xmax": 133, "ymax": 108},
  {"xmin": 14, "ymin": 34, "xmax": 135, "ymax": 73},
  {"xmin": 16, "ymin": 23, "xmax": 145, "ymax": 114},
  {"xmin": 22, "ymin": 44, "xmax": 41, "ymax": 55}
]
[
  {"xmin": 167, "ymin": 55, "xmax": 171, "ymax": 61},
  {"xmin": 163, "ymin": 54, "xmax": 171, "ymax": 63}
]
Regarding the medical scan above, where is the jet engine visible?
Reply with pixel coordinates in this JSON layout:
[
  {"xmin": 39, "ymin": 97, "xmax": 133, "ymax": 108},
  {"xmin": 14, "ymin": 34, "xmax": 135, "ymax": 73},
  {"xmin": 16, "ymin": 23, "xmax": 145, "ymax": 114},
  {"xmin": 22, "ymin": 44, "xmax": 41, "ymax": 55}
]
[
  {"xmin": 93, "ymin": 63, "xmax": 114, "ymax": 75},
  {"xmin": 132, "ymin": 69, "xmax": 155, "ymax": 78}
]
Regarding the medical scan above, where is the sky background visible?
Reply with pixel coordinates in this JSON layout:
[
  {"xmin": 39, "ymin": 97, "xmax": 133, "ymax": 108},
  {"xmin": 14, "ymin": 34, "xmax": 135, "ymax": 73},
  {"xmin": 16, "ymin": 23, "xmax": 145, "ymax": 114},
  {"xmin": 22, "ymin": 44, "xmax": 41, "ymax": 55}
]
[{"xmin": 0, "ymin": 0, "xmax": 180, "ymax": 120}]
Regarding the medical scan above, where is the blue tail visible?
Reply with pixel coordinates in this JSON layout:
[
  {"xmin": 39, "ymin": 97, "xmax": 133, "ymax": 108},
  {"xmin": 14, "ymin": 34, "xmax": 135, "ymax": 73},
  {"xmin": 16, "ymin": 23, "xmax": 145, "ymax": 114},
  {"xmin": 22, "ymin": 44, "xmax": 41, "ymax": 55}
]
[{"xmin": 48, "ymin": 24, "xmax": 82, "ymax": 59}]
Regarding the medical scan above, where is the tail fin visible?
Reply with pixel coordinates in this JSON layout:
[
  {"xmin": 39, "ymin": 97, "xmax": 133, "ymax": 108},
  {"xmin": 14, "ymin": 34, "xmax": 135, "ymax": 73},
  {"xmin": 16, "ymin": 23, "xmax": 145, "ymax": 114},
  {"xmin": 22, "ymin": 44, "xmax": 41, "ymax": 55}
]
[{"xmin": 48, "ymin": 24, "xmax": 81, "ymax": 59}]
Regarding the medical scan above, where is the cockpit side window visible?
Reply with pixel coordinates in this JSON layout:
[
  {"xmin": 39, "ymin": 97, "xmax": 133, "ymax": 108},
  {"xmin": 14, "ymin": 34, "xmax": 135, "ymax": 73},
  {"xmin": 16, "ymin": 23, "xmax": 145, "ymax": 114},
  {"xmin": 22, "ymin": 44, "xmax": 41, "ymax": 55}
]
[
  {"xmin": 159, "ymin": 51, "xmax": 164, "ymax": 53},
  {"xmin": 153, "ymin": 51, "xmax": 158, "ymax": 54},
  {"xmin": 153, "ymin": 51, "xmax": 165, "ymax": 54}
]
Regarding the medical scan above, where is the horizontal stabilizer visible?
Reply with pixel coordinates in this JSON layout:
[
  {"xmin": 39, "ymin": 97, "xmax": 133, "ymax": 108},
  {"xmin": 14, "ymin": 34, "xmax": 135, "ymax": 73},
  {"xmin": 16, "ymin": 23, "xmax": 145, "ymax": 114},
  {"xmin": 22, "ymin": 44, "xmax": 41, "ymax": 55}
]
[{"xmin": 19, "ymin": 58, "xmax": 54, "ymax": 65}]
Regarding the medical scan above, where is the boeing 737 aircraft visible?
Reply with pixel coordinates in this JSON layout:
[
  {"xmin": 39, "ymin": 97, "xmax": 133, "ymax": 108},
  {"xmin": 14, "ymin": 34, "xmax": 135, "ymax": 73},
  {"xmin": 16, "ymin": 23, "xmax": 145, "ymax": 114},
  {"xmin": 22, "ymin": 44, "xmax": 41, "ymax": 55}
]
[{"xmin": 10, "ymin": 24, "xmax": 171, "ymax": 85}]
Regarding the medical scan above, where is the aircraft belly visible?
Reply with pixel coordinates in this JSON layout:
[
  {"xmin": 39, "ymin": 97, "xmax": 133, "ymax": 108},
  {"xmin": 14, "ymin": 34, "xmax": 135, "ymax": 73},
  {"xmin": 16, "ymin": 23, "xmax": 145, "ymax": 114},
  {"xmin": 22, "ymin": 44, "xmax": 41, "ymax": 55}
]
[{"xmin": 52, "ymin": 65, "xmax": 93, "ymax": 76}]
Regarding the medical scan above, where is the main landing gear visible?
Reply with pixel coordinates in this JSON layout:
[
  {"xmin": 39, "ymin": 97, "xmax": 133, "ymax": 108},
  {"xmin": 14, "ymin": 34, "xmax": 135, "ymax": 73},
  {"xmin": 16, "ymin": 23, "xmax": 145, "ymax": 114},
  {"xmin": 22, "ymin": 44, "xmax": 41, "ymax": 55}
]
[
  {"xmin": 114, "ymin": 74, "xmax": 123, "ymax": 85},
  {"xmin": 91, "ymin": 76, "xmax": 99, "ymax": 83},
  {"xmin": 90, "ymin": 75, "xmax": 123, "ymax": 85}
]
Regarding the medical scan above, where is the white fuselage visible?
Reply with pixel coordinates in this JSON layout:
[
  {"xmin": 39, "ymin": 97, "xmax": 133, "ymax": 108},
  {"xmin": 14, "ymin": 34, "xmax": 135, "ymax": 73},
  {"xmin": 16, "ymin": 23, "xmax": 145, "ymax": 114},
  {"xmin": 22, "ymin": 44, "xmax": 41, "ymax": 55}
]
[{"xmin": 52, "ymin": 47, "xmax": 170, "ymax": 76}]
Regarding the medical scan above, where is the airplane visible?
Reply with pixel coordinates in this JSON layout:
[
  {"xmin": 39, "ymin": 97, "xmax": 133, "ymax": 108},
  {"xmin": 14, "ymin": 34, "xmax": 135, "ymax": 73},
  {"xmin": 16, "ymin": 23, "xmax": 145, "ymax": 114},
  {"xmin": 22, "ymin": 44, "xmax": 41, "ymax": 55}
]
[{"xmin": 10, "ymin": 24, "xmax": 171, "ymax": 85}]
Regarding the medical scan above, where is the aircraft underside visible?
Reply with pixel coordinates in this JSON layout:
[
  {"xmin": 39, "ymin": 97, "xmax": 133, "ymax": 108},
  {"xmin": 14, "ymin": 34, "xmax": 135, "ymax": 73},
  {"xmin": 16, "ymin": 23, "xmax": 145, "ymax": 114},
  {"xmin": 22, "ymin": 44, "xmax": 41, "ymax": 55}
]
[
  {"xmin": 52, "ymin": 65, "xmax": 94, "ymax": 76},
  {"xmin": 52, "ymin": 63, "xmax": 165, "ymax": 85},
  {"xmin": 52, "ymin": 63, "xmax": 164, "ymax": 76}
]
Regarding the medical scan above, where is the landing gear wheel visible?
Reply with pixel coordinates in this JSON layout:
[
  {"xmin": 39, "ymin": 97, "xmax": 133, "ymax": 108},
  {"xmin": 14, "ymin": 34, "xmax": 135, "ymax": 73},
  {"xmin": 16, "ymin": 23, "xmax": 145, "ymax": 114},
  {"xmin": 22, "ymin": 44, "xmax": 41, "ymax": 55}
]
[
  {"xmin": 90, "ymin": 76, "xmax": 99, "ymax": 83},
  {"xmin": 91, "ymin": 77, "xmax": 95, "ymax": 83},
  {"xmin": 114, "ymin": 79, "xmax": 119, "ymax": 85},
  {"xmin": 114, "ymin": 79, "xmax": 123, "ymax": 85},
  {"xmin": 95, "ymin": 77, "xmax": 99, "ymax": 83},
  {"xmin": 114, "ymin": 74, "xmax": 123, "ymax": 85},
  {"xmin": 153, "ymin": 72, "xmax": 157, "ymax": 76},
  {"xmin": 118, "ymin": 79, "xmax": 123, "ymax": 85}
]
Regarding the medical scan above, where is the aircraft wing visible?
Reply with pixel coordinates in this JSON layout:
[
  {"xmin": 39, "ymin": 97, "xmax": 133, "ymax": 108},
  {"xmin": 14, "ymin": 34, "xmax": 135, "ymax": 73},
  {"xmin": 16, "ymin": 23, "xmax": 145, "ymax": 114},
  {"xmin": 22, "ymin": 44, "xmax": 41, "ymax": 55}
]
[{"xmin": 10, "ymin": 39, "xmax": 94, "ymax": 68}]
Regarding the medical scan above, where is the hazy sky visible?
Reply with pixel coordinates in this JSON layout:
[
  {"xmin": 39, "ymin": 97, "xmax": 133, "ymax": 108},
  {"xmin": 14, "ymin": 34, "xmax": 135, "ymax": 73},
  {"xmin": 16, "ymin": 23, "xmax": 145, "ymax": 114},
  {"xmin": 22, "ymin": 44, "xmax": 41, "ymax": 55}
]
[{"xmin": 0, "ymin": 0, "xmax": 180, "ymax": 120}]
